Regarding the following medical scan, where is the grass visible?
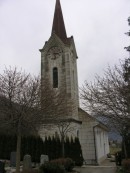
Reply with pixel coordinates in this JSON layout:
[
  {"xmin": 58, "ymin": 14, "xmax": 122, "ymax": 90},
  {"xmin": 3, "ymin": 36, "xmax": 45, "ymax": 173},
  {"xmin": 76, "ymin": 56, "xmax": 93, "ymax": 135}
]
[
  {"xmin": 110, "ymin": 146, "xmax": 121, "ymax": 155},
  {"xmin": 116, "ymin": 167, "xmax": 125, "ymax": 173},
  {"xmin": 20, "ymin": 169, "xmax": 78, "ymax": 173},
  {"xmin": 20, "ymin": 169, "xmax": 40, "ymax": 173}
]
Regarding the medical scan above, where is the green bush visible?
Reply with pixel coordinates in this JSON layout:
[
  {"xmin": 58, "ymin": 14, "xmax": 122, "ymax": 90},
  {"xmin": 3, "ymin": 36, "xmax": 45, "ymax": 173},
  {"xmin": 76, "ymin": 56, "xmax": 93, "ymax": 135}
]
[
  {"xmin": 40, "ymin": 162, "xmax": 65, "ymax": 173},
  {"xmin": 116, "ymin": 167, "xmax": 126, "ymax": 173},
  {"xmin": 64, "ymin": 158, "xmax": 75, "ymax": 171},
  {"xmin": 74, "ymin": 156, "xmax": 83, "ymax": 166},
  {"xmin": 51, "ymin": 158, "xmax": 74, "ymax": 172},
  {"xmin": 122, "ymin": 159, "xmax": 130, "ymax": 172}
]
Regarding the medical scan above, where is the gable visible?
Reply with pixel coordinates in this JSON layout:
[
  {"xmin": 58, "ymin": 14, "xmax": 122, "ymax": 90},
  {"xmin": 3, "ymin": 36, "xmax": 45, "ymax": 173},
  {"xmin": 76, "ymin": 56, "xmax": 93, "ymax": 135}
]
[
  {"xmin": 40, "ymin": 33, "xmax": 78, "ymax": 59},
  {"xmin": 78, "ymin": 107, "xmax": 109, "ymax": 131},
  {"xmin": 40, "ymin": 33, "xmax": 68, "ymax": 55}
]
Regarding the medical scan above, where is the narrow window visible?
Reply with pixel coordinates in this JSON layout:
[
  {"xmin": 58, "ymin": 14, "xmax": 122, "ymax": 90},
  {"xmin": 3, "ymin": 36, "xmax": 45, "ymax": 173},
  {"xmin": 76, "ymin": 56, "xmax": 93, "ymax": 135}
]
[{"xmin": 53, "ymin": 67, "xmax": 58, "ymax": 88}]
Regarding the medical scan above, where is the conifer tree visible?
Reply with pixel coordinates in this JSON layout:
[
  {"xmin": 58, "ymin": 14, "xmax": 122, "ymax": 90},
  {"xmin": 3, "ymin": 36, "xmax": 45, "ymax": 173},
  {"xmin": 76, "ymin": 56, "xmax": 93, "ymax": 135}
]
[
  {"xmin": 0, "ymin": 134, "xmax": 3, "ymax": 158},
  {"xmin": 42, "ymin": 137, "xmax": 46, "ymax": 155},
  {"xmin": 0, "ymin": 135, "xmax": 4, "ymax": 159},
  {"xmin": 46, "ymin": 136, "xmax": 52, "ymax": 159},
  {"xmin": 31, "ymin": 136, "xmax": 36, "ymax": 162},
  {"xmin": 73, "ymin": 137, "xmax": 83, "ymax": 166},
  {"xmin": 69, "ymin": 136, "xmax": 74, "ymax": 159},
  {"xmin": 56, "ymin": 136, "xmax": 62, "ymax": 158},
  {"xmin": 44, "ymin": 136, "xmax": 48, "ymax": 155},
  {"xmin": 51, "ymin": 136, "xmax": 56, "ymax": 159},
  {"xmin": 65, "ymin": 136, "xmax": 70, "ymax": 157},
  {"xmin": 35, "ymin": 136, "xmax": 41, "ymax": 162}
]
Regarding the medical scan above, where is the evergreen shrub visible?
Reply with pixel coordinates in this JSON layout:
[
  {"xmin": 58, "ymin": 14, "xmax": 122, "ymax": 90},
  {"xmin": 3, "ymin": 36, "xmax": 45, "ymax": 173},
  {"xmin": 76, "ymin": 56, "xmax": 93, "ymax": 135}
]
[
  {"xmin": 122, "ymin": 159, "xmax": 130, "ymax": 172},
  {"xmin": 74, "ymin": 156, "xmax": 84, "ymax": 166},
  {"xmin": 40, "ymin": 162, "xmax": 65, "ymax": 173},
  {"xmin": 64, "ymin": 158, "xmax": 75, "ymax": 171},
  {"xmin": 0, "ymin": 134, "xmax": 83, "ymax": 166},
  {"xmin": 51, "ymin": 158, "xmax": 74, "ymax": 172}
]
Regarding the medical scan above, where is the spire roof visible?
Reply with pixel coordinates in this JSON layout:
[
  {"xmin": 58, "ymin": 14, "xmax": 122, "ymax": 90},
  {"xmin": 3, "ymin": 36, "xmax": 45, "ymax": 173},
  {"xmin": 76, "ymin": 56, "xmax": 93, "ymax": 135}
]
[{"xmin": 52, "ymin": 0, "xmax": 67, "ymax": 41}]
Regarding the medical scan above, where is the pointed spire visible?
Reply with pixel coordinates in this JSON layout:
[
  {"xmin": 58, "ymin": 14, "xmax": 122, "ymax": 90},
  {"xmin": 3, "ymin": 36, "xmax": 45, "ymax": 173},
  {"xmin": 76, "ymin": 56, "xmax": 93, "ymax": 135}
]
[{"xmin": 52, "ymin": 0, "xmax": 67, "ymax": 41}]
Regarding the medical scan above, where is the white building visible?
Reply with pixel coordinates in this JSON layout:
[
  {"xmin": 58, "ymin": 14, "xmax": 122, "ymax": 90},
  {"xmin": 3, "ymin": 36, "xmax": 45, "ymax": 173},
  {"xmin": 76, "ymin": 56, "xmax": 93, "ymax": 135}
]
[
  {"xmin": 78, "ymin": 108, "xmax": 109, "ymax": 164},
  {"xmin": 40, "ymin": 0, "xmax": 109, "ymax": 165}
]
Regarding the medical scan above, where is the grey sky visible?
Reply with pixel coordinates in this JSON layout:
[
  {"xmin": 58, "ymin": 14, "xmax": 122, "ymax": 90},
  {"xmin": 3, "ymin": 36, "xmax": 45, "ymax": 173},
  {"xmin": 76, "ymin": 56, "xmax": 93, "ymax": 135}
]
[{"xmin": 0, "ymin": 0, "xmax": 130, "ymax": 86}]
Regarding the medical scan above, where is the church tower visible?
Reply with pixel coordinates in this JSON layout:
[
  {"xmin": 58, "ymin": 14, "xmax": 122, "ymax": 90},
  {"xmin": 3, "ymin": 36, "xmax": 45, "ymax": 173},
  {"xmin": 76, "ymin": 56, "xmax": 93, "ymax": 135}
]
[
  {"xmin": 39, "ymin": 0, "xmax": 110, "ymax": 164},
  {"xmin": 40, "ymin": 0, "xmax": 79, "ymax": 120}
]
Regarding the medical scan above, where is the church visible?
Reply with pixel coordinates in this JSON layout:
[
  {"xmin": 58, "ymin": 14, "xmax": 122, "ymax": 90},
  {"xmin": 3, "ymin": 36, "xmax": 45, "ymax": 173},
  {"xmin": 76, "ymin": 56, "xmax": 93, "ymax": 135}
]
[{"xmin": 39, "ymin": 0, "xmax": 109, "ymax": 165}]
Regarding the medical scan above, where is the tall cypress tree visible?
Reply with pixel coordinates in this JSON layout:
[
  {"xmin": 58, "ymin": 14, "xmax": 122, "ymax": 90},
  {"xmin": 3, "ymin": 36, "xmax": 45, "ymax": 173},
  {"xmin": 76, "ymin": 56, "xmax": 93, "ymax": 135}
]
[
  {"xmin": 44, "ymin": 136, "xmax": 48, "ymax": 155},
  {"xmin": 51, "ymin": 136, "xmax": 56, "ymax": 159},
  {"xmin": 56, "ymin": 136, "xmax": 62, "ymax": 158},
  {"xmin": 65, "ymin": 136, "xmax": 70, "ymax": 157},
  {"xmin": 0, "ymin": 134, "xmax": 5, "ymax": 159},
  {"xmin": 73, "ymin": 137, "xmax": 83, "ymax": 166}
]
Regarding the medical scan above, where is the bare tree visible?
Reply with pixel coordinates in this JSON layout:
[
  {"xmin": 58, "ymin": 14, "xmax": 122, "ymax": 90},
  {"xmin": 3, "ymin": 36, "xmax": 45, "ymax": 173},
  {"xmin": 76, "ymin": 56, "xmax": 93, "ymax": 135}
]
[
  {"xmin": 124, "ymin": 16, "xmax": 130, "ymax": 54},
  {"xmin": 0, "ymin": 67, "xmax": 43, "ymax": 173},
  {"xmin": 81, "ymin": 18, "xmax": 130, "ymax": 158},
  {"xmin": 83, "ymin": 64, "xmax": 130, "ymax": 124},
  {"xmin": 80, "ymin": 62, "xmax": 130, "ymax": 157}
]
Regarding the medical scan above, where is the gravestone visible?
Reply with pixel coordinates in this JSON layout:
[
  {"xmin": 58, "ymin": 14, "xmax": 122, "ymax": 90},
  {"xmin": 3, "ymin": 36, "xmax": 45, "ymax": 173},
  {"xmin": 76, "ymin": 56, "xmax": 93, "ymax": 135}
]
[
  {"xmin": 23, "ymin": 155, "xmax": 32, "ymax": 170},
  {"xmin": 0, "ymin": 161, "xmax": 5, "ymax": 173},
  {"xmin": 40, "ymin": 155, "xmax": 49, "ymax": 165},
  {"xmin": 10, "ymin": 152, "xmax": 16, "ymax": 167}
]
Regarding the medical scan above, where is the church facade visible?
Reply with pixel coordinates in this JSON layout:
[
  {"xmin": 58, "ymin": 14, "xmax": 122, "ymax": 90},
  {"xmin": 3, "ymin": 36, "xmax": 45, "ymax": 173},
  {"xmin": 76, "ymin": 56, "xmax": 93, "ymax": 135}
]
[{"xmin": 40, "ymin": 0, "xmax": 109, "ymax": 165}]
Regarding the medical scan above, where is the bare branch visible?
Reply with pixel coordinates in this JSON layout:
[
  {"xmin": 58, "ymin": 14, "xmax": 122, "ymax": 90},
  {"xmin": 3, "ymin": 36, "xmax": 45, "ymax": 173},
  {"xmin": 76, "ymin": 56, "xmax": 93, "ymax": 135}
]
[{"xmin": 80, "ymin": 61, "xmax": 130, "ymax": 135}]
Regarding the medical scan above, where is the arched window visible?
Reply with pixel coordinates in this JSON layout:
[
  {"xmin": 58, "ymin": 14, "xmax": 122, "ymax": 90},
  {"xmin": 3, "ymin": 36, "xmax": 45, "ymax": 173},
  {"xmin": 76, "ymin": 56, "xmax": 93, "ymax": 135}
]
[{"xmin": 53, "ymin": 67, "xmax": 58, "ymax": 88}]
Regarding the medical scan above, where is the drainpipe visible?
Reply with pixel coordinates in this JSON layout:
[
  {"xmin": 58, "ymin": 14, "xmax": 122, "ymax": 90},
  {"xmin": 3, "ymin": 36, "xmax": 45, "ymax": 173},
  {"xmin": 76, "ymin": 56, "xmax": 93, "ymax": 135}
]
[{"xmin": 93, "ymin": 125, "xmax": 98, "ymax": 165}]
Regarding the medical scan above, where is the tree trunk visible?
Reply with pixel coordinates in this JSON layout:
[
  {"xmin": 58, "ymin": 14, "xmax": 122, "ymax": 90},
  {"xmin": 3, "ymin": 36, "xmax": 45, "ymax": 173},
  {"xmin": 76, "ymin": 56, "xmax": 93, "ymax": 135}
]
[{"xmin": 16, "ymin": 132, "xmax": 21, "ymax": 173}]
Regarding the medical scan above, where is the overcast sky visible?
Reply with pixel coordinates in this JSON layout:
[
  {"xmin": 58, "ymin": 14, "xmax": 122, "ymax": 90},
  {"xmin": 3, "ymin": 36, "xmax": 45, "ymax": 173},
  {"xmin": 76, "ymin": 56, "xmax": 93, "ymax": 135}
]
[{"xmin": 0, "ymin": 0, "xmax": 130, "ymax": 86}]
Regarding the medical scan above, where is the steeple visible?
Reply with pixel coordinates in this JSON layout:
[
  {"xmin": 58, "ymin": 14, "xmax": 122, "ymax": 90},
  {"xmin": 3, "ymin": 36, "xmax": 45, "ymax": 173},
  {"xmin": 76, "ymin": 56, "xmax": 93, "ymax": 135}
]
[{"xmin": 52, "ymin": 0, "xmax": 67, "ymax": 41}]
